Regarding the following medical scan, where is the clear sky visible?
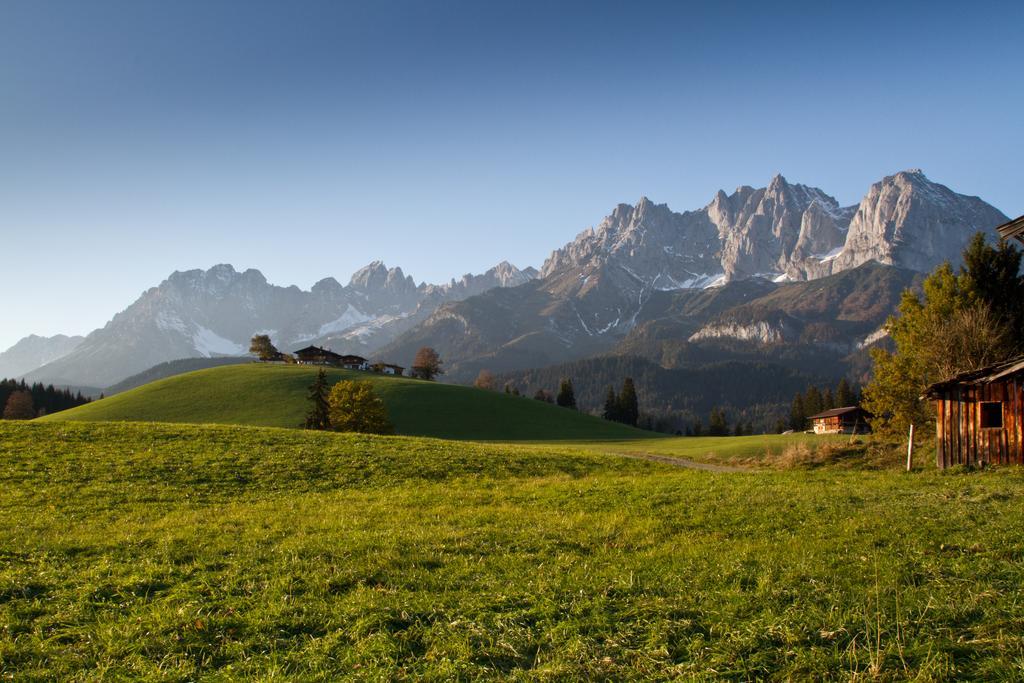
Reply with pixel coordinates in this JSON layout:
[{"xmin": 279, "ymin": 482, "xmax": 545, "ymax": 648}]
[{"xmin": 2, "ymin": 0, "xmax": 1022, "ymax": 350}]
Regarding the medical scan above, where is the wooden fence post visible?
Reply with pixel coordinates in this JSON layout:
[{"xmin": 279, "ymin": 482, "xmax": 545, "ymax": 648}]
[{"xmin": 906, "ymin": 423, "xmax": 915, "ymax": 471}]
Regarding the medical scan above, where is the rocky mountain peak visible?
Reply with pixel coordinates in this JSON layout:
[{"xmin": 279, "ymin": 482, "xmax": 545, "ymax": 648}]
[
  {"xmin": 831, "ymin": 169, "xmax": 1007, "ymax": 274},
  {"xmin": 310, "ymin": 277, "xmax": 344, "ymax": 295}
]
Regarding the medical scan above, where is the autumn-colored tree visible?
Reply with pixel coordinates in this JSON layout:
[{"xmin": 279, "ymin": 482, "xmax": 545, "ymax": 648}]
[
  {"xmin": 303, "ymin": 368, "xmax": 331, "ymax": 430},
  {"xmin": 327, "ymin": 380, "xmax": 393, "ymax": 434},
  {"xmin": 249, "ymin": 334, "xmax": 279, "ymax": 361},
  {"xmin": 864, "ymin": 234, "xmax": 1021, "ymax": 437},
  {"xmin": 411, "ymin": 347, "xmax": 443, "ymax": 381},
  {"xmin": 3, "ymin": 391, "xmax": 35, "ymax": 420},
  {"xmin": 474, "ymin": 369, "xmax": 496, "ymax": 391}
]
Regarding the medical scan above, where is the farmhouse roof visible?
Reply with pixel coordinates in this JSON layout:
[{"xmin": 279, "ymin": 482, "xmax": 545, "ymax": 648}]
[
  {"xmin": 293, "ymin": 345, "xmax": 342, "ymax": 358},
  {"xmin": 922, "ymin": 355, "xmax": 1024, "ymax": 399},
  {"xmin": 996, "ymin": 215, "xmax": 1024, "ymax": 244},
  {"xmin": 806, "ymin": 406, "xmax": 867, "ymax": 420}
]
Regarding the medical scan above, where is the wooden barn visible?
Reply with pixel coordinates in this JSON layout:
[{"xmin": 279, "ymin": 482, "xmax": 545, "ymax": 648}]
[
  {"xmin": 996, "ymin": 214, "xmax": 1024, "ymax": 244},
  {"xmin": 293, "ymin": 345, "xmax": 343, "ymax": 365},
  {"xmin": 806, "ymin": 406, "xmax": 871, "ymax": 434},
  {"xmin": 923, "ymin": 356, "xmax": 1024, "ymax": 468}
]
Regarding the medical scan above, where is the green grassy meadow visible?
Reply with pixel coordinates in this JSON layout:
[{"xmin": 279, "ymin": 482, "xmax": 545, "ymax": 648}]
[
  {"xmin": 39, "ymin": 364, "xmax": 651, "ymax": 441},
  {"xmin": 3, "ymin": 421, "xmax": 1024, "ymax": 680}
]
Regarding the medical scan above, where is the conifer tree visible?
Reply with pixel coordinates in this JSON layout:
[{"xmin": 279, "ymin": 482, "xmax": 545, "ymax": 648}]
[
  {"xmin": 602, "ymin": 386, "xmax": 620, "ymax": 422},
  {"xmin": 789, "ymin": 393, "xmax": 805, "ymax": 431},
  {"xmin": 835, "ymin": 378, "xmax": 856, "ymax": 407},
  {"xmin": 822, "ymin": 388, "xmax": 835, "ymax": 411},
  {"xmin": 708, "ymin": 406, "xmax": 728, "ymax": 436},
  {"xmin": 804, "ymin": 386, "xmax": 824, "ymax": 417},
  {"xmin": 618, "ymin": 378, "xmax": 639, "ymax": 427},
  {"xmin": 556, "ymin": 378, "xmax": 577, "ymax": 409},
  {"xmin": 303, "ymin": 368, "xmax": 331, "ymax": 430}
]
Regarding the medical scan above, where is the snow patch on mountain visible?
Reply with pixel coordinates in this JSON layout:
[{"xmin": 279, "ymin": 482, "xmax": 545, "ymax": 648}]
[
  {"xmin": 192, "ymin": 327, "xmax": 246, "ymax": 357},
  {"xmin": 317, "ymin": 305, "xmax": 373, "ymax": 336}
]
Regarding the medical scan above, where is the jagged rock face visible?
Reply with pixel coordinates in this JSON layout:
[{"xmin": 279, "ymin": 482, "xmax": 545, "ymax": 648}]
[
  {"xmin": 26, "ymin": 261, "xmax": 538, "ymax": 388},
  {"xmin": 832, "ymin": 170, "xmax": 1008, "ymax": 273},
  {"xmin": 539, "ymin": 197, "xmax": 722, "ymax": 338},
  {"xmin": 0, "ymin": 334, "xmax": 85, "ymax": 380},
  {"xmin": 713, "ymin": 175, "xmax": 853, "ymax": 280},
  {"xmin": 688, "ymin": 319, "xmax": 791, "ymax": 345}
]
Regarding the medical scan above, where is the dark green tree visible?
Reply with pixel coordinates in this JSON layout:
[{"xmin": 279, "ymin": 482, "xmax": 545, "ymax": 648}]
[
  {"xmin": 822, "ymin": 388, "xmax": 835, "ymax": 411},
  {"xmin": 556, "ymin": 378, "xmax": 577, "ymax": 409},
  {"xmin": 618, "ymin": 378, "xmax": 639, "ymax": 427},
  {"xmin": 708, "ymin": 407, "xmax": 728, "ymax": 436},
  {"xmin": 602, "ymin": 386, "xmax": 620, "ymax": 422},
  {"xmin": 804, "ymin": 386, "xmax": 824, "ymax": 418},
  {"xmin": 303, "ymin": 368, "xmax": 331, "ymax": 430},
  {"xmin": 960, "ymin": 232, "xmax": 1024, "ymax": 342},
  {"xmin": 789, "ymin": 392, "xmax": 805, "ymax": 431},
  {"xmin": 835, "ymin": 378, "xmax": 857, "ymax": 407}
]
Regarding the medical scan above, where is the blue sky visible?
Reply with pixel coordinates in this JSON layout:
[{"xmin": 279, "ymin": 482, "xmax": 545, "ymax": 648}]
[{"xmin": 2, "ymin": 0, "xmax": 1022, "ymax": 350}]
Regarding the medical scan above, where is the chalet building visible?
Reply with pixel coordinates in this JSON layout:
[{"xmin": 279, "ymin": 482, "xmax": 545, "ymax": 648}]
[
  {"xmin": 375, "ymin": 363, "xmax": 404, "ymax": 376},
  {"xmin": 338, "ymin": 355, "xmax": 369, "ymax": 371},
  {"xmin": 806, "ymin": 406, "xmax": 871, "ymax": 434},
  {"xmin": 923, "ymin": 356, "xmax": 1024, "ymax": 468},
  {"xmin": 294, "ymin": 345, "xmax": 343, "ymax": 365},
  {"xmin": 996, "ymin": 215, "xmax": 1024, "ymax": 244}
]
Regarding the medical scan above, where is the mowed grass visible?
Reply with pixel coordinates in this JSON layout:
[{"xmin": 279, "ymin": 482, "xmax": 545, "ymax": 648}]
[
  {"xmin": 4, "ymin": 422, "xmax": 1024, "ymax": 679},
  {"xmin": 39, "ymin": 364, "xmax": 652, "ymax": 441}
]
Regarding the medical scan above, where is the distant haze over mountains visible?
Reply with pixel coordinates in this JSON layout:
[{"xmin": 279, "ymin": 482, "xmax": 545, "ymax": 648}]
[{"xmin": 9, "ymin": 169, "xmax": 1009, "ymax": 390}]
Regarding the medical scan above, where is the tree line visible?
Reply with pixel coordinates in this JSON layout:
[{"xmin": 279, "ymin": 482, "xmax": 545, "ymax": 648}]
[
  {"xmin": 787, "ymin": 378, "xmax": 861, "ymax": 432},
  {"xmin": 0, "ymin": 379, "xmax": 92, "ymax": 420}
]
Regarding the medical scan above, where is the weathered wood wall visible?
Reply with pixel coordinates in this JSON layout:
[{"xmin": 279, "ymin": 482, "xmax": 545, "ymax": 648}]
[{"xmin": 935, "ymin": 378, "xmax": 1024, "ymax": 468}]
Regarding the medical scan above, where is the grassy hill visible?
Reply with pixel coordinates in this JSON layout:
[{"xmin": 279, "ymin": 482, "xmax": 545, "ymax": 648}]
[
  {"xmin": 40, "ymin": 363, "xmax": 652, "ymax": 441},
  {"xmin": 4, "ymin": 420, "xmax": 1024, "ymax": 679}
]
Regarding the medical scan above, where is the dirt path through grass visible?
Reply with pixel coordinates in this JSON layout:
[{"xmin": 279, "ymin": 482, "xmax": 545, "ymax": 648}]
[{"xmin": 609, "ymin": 450, "xmax": 752, "ymax": 473}]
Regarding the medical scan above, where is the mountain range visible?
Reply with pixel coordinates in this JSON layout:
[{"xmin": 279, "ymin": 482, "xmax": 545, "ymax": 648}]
[{"xmin": 7, "ymin": 169, "xmax": 1009, "ymax": 397}]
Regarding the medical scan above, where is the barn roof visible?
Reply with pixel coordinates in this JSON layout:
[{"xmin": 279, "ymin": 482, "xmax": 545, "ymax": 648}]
[
  {"xmin": 996, "ymin": 215, "xmax": 1024, "ymax": 244},
  {"xmin": 806, "ymin": 406, "xmax": 867, "ymax": 420},
  {"xmin": 922, "ymin": 355, "xmax": 1024, "ymax": 399}
]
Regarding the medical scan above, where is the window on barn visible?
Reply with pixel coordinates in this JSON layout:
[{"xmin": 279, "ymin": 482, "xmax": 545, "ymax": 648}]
[{"xmin": 980, "ymin": 402, "xmax": 1003, "ymax": 429}]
